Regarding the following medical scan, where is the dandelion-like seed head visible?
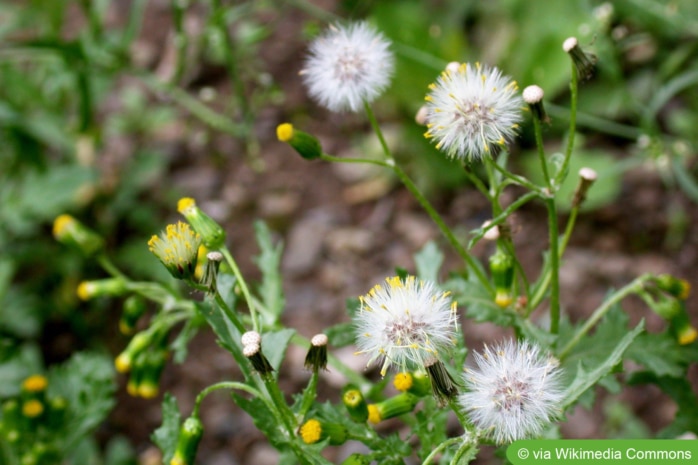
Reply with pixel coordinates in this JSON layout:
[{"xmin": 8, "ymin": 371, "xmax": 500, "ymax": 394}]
[
  {"xmin": 459, "ymin": 340, "xmax": 563, "ymax": 444},
  {"xmin": 148, "ymin": 222, "xmax": 201, "ymax": 280},
  {"xmin": 354, "ymin": 275, "xmax": 458, "ymax": 376},
  {"xmin": 301, "ymin": 21, "xmax": 394, "ymax": 113},
  {"xmin": 423, "ymin": 62, "xmax": 523, "ymax": 161}
]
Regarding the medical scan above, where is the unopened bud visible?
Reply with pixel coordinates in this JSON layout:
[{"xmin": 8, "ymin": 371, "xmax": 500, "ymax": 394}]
[
  {"xmin": 53, "ymin": 214, "xmax": 104, "ymax": 256},
  {"xmin": 77, "ymin": 278, "xmax": 127, "ymax": 301},
  {"xmin": 342, "ymin": 385, "xmax": 368, "ymax": 423},
  {"xmin": 277, "ymin": 123, "xmax": 322, "ymax": 160},
  {"xmin": 177, "ymin": 198, "xmax": 226, "ymax": 250},
  {"xmin": 299, "ymin": 418, "xmax": 347, "ymax": 445},
  {"xmin": 523, "ymin": 85, "xmax": 549, "ymax": 123},
  {"xmin": 367, "ymin": 392, "xmax": 420, "ymax": 424},
  {"xmin": 170, "ymin": 416, "xmax": 204, "ymax": 465}
]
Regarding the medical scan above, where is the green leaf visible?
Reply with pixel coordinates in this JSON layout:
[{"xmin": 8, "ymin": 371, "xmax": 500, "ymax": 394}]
[
  {"xmin": 151, "ymin": 393, "xmax": 181, "ymax": 465},
  {"xmin": 263, "ymin": 328, "xmax": 296, "ymax": 374},
  {"xmin": 253, "ymin": 221, "xmax": 285, "ymax": 325},
  {"xmin": 324, "ymin": 322, "xmax": 355, "ymax": 348},
  {"xmin": 195, "ymin": 300, "xmax": 241, "ymax": 357},
  {"xmin": 216, "ymin": 272, "xmax": 239, "ymax": 314},
  {"xmin": 626, "ymin": 331, "xmax": 691, "ymax": 378},
  {"xmin": 414, "ymin": 241, "xmax": 443, "ymax": 283},
  {"xmin": 562, "ymin": 320, "xmax": 645, "ymax": 408},
  {"xmin": 232, "ymin": 393, "xmax": 287, "ymax": 449},
  {"xmin": 0, "ymin": 342, "xmax": 43, "ymax": 396},
  {"xmin": 627, "ymin": 371, "xmax": 698, "ymax": 438},
  {"xmin": 48, "ymin": 352, "xmax": 116, "ymax": 453}
]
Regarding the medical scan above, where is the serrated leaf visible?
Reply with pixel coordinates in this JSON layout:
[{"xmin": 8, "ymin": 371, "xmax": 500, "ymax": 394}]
[
  {"xmin": 253, "ymin": 221, "xmax": 285, "ymax": 324},
  {"xmin": 232, "ymin": 393, "xmax": 287, "ymax": 449},
  {"xmin": 48, "ymin": 352, "xmax": 116, "ymax": 452},
  {"xmin": 196, "ymin": 300, "xmax": 241, "ymax": 355},
  {"xmin": 626, "ymin": 331, "xmax": 689, "ymax": 378},
  {"xmin": 414, "ymin": 241, "xmax": 443, "ymax": 283},
  {"xmin": 562, "ymin": 320, "xmax": 644, "ymax": 408},
  {"xmin": 151, "ymin": 393, "xmax": 181, "ymax": 464}
]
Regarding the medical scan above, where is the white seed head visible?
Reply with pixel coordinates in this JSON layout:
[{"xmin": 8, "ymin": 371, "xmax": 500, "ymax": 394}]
[
  {"xmin": 563, "ymin": 37, "xmax": 579, "ymax": 53},
  {"xmin": 241, "ymin": 331, "xmax": 262, "ymax": 347},
  {"xmin": 423, "ymin": 62, "xmax": 523, "ymax": 161},
  {"xmin": 354, "ymin": 276, "xmax": 458, "ymax": 377},
  {"xmin": 311, "ymin": 333, "xmax": 328, "ymax": 347},
  {"xmin": 301, "ymin": 21, "xmax": 394, "ymax": 113},
  {"xmin": 579, "ymin": 167, "xmax": 598, "ymax": 181},
  {"xmin": 459, "ymin": 340, "xmax": 563, "ymax": 444},
  {"xmin": 522, "ymin": 85, "xmax": 544, "ymax": 104}
]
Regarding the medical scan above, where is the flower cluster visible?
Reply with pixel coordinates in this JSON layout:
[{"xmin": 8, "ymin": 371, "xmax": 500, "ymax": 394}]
[
  {"xmin": 354, "ymin": 275, "xmax": 458, "ymax": 376},
  {"xmin": 423, "ymin": 62, "xmax": 523, "ymax": 161},
  {"xmin": 301, "ymin": 21, "xmax": 394, "ymax": 113},
  {"xmin": 459, "ymin": 340, "xmax": 563, "ymax": 444}
]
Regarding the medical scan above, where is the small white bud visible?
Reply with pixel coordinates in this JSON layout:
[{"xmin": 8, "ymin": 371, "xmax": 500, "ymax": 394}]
[
  {"xmin": 311, "ymin": 334, "xmax": 328, "ymax": 347},
  {"xmin": 522, "ymin": 85, "xmax": 544, "ymax": 104},
  {"xmin": 482, "ymin": 220, "xmax": 500, "ymax": 241},
  {"xmin": 241, "ymin": 331, "xmax": 261, "ymax": 347},
  {"xmin": 579, "ymin": 167, "xmax": 598, "ymax": 182},
  {"xmin": 563, "ymin": 37, "xmax": 578, "ymax": 53}
]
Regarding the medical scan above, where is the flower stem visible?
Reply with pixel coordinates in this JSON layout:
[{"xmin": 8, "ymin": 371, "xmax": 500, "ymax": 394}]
[
  {"xmin": 546, "ymin": 197, "xmax": 561, "ymax": 335},
  {"xmin": 327, "ymin": 103, "xmax": 494, "ymax": 292},
  {"xmin": 391, "ymin": 162, "xmax": 492, "ymax": 293},
  {"xmin": 219, "ymin": 246, "xmax": 260, "ymax": 332},
  {"xmin": 192, "ymin": 381, "xmax": 266, "ymax": 418},
  {"xmin": 556, "ymin": 61, "xmax": 579, "ymax": 188},
  {"xmin": 558, "ymin": 274, "xmax": 651, "ymax": 360}
]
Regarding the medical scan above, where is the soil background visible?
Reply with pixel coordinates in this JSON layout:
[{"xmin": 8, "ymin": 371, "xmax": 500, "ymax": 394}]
[{"xmin": 73, "ymin": 1, "xmax": 698, "ymax": 464}]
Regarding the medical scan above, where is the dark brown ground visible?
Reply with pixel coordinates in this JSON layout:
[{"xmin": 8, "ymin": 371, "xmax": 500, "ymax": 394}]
[{"xmin": 86, "ymin": 1, "xmax": 698, "ymax": 464}]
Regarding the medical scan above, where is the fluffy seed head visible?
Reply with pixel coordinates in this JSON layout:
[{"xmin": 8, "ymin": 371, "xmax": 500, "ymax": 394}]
[
  {"xmin": 522, "ymin": 85, "xmax": 544, "ymax": 104},
  {"xmin": 354, "ymin": 276, "xmax": 458, "ymax": 376},
  {"xmin": 301, "ymin": 22, "xmax": 394, "ymax": 113},
  {"xmin": 423, "ymin": 62, "xmax": 523, "ymax": 161},
  {"xmin": 459, "ymin": 340, "xmax": 563, "ymax": 444}
]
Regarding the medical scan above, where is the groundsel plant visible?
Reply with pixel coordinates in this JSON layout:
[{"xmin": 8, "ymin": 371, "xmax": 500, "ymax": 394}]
[{"xmin": 48, "ymin": 17, "xmax": 698, "ymax": 465}]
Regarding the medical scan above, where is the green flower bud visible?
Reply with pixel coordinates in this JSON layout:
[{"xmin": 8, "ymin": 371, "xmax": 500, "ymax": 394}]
[
  {"xmin": 342, "ymin": 385, "xmax": 368, "ymax": 423},
  {"xmin": 115, "ymin": 331, "xmax": 151, "ymax": 373},
  {"xmin": 137, "ymin": 350, "xmax": 168, "ymax": 399},
  {"xmin": 171, "ymin": 416, "xmax": 204, "ymax": 465},
  {"xmin": 656, "ymin": 274, "xmax": 690, "ymax": 300},
  {"xmin": 299, "ymin": 418, "xmax": 347, "ymax": 445},
  {"xmin": 77, "ymin": 278, "xmax": 127, "ymax": 301},
  {"xmin": 53, "ymin": 214, "xmax": 104, "ymax": 256},
  {"xmin": 277, "ymin": 123, "xmax": 322, "ymax": 160},
  {"xmin": 489, "ymin": 249, "xmax": 514, "ymax": 308},
  {"xmin": 120, "ymin": 295, "xmax": 147, "ymax": 335},
  {"xmin": 177, "ymin": 198, "xmax": 226, "ymax": 250},
  {"xmin": 367, "ymin": 392, "xmax": 419, "ymax": 424}
]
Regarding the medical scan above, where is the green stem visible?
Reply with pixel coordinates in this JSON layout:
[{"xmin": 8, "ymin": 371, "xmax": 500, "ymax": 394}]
[
  {"xmin": 555, "ymin": 61, "xmax": 579, "ymax": 187},
  {"xmin": 391, "ymin": 162, "xmax": 492, "ymax": 293},
  {"xmin": 219, "ymin": 247, "xmax": 260, "ymax": 332},
  {"xmin": 486, "ymin": 157, "xmax": 546, "ymax": 194},
  {"xmin": 533, "ymin": 116, "xmax": 552, "ymax": 187},
  {"xmin": 192, "ymin": 381, "xmax": 265, "ymax": 418},
  {"xmin": 558, "ymin": 274, "xmax": 651, "ymax": 360},
  {"xmin": 170, "ymin": 0, "xmax": 188, "ymax": 83},
  {"xmin": 467, "ymin": 191, "xmax": 538, "ymax": 249},
  {"xmin": 527, "ymin": 205, "xmax": 579, "ymax": 314},
  {"xmin": 297, "ymin": 371, "xmax": 318, "ymax": 420},
  {"xmin": 97, "ymin": 254, "xmax": 127, "ymax": 280},
  {"xmin": 422, "ymin": 437, "xmax": 461, "ymax": 464},
  {"xmin": 261, "ymin": 374, "xmax": 296, "ymax": 434},
  {"xmin": 546, "ymin": 197, "xmax": 561, "ymax": 334},
  {"xmin": 212, "ymin": 290, "xmax": 247, "ymax": 334},
  {"xmin": 364, "ymin": 101, "xmax": 391, "ymax": 160}
]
